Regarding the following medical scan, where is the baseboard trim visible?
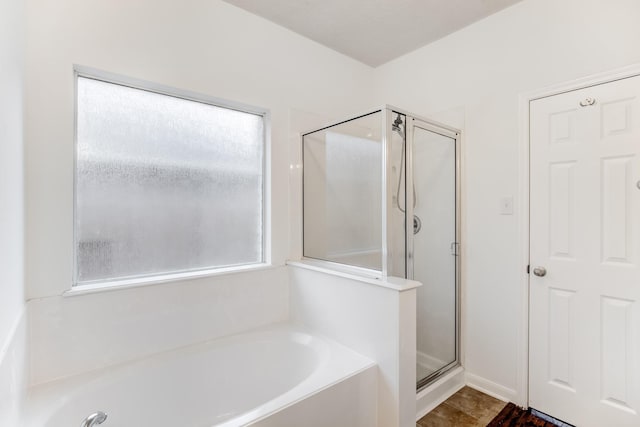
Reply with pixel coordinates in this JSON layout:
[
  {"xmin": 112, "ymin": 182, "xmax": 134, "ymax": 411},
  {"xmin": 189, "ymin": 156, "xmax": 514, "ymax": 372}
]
[
  {"xmin": 465, "ymin": 372, "xmax": 516, "ymax": 403},
  {"xmin": 416, "ymin": 366, "xmax": 465, "ymax": 420}
]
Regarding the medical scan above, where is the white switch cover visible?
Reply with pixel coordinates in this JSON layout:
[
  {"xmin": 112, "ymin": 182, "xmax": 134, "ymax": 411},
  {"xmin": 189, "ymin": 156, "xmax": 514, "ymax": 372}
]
[{"xmin": 500, "ymin": 196, "xmax": 514, "ymax": 215}]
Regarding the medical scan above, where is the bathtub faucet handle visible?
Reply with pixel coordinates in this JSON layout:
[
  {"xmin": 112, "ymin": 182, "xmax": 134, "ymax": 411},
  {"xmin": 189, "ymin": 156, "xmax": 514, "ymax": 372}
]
[{"xmin": 81, "ymin": 411, "xmax": 107, "ymax": 427}]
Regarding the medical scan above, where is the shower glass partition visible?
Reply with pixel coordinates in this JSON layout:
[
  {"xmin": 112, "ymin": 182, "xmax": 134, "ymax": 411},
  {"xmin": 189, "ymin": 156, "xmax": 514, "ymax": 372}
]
[
  {"xmin": 301, "ymin": 106, "xmax": 460, "ymax": 390},
  {"xmin": 408, "ymin": 118, "xmax": 460, "ymax": 389},
  {"xmin": 302, "ymin": 110, "xmax": 404, "ymax": 274}
]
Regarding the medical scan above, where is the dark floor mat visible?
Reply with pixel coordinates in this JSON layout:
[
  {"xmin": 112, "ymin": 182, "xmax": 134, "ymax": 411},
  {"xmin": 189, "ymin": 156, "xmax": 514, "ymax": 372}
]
[{"xmin": 486, "ymin": 403, "xmax": 558, "ymax": 427}]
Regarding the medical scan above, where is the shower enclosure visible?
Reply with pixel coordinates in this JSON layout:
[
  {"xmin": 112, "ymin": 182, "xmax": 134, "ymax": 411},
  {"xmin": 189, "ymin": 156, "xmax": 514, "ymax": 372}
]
[{"xmin": 302, "ymin": 106, "xmax": 460, "ymax": 390}]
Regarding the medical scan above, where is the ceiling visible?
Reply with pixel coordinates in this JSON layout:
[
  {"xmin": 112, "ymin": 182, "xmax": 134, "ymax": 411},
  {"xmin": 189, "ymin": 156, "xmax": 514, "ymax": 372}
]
[{"xmin": 222, "ymin": 0, "xmax": 523, "ymax": 67}]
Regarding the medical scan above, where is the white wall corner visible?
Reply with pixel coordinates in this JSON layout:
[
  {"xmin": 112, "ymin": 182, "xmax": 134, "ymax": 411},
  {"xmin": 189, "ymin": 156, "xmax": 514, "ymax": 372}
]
[
  {"xmin": 398, "ymin": 287, "xmax": 417, "ymax": 427},
  {"xmin": 0, "ymin": 310, "xmax": 28, "ymax": 426},
  {"xmin": 465, "ymin": 372, "xmax": 517, "ymax": 404}
]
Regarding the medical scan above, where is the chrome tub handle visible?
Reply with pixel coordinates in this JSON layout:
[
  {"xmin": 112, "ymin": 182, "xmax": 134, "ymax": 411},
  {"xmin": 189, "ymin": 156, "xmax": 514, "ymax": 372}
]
[{"xmin": 81, "ymin": 411, "xmax": 107, "ymax": 427}]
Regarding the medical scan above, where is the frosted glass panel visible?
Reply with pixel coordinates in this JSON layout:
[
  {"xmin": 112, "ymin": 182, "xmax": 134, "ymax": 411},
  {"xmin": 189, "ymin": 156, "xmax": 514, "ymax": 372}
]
[
  {"xmin": 75, "ymin": 76, "xmax": 264, "ymax": 284},
  {"xmin": 303, "ymin": 112, "xmax": 382, "ymax": 270}
]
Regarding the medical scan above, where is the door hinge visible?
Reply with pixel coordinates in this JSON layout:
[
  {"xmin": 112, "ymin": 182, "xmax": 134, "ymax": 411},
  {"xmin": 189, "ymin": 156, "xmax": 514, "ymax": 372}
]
[
  {"xmin": 450, "ymin": 242, "xmax": 460, "ymax": 256},
  {"xmin": 527, "ymin": 265, "xmax": 530, "ymax": 274}
]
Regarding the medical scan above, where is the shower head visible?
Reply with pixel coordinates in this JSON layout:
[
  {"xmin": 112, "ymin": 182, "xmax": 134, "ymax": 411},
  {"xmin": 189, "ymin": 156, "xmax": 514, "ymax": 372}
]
[{"xmin": 391, "ymin": 114, "xmax": 404, "ymax": 134}]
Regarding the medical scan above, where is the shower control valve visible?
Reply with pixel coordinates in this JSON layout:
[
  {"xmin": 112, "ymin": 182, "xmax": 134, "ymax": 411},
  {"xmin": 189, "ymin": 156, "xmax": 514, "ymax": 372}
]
[{"xmin": 413, "ymin": 215, "xmax": 422, "ymax": 235}]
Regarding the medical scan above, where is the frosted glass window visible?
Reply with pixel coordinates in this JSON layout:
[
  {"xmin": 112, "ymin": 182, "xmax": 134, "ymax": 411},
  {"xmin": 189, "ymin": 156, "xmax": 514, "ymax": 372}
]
[{"xmin": 75, "ymin": 76, "xmax": 264, "ymax": 285}]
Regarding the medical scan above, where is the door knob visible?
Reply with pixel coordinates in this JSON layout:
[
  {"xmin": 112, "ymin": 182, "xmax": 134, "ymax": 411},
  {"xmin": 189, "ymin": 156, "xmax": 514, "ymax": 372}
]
[{"xmin": 533, "ymin": 266, "xmax": 547, "ymax": 277}]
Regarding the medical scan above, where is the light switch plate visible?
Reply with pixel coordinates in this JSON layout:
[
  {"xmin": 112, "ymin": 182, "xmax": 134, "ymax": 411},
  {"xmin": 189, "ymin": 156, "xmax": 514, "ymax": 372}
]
[{"xmin": 500, "ymin": 196, "xmax": 514, "ymax": 215}]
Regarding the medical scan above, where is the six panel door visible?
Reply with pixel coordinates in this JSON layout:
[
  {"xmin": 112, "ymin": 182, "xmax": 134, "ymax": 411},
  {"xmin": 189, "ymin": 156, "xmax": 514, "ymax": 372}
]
[{"xmin": 529, "ymin": 75, "xmax": 640, "ymax": 426}]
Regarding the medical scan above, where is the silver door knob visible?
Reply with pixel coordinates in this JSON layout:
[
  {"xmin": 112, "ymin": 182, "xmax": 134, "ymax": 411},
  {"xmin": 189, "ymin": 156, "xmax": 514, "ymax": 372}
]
[{"xmin": 533, "ymin": 266, "xmax": 547, "ymax": 277}]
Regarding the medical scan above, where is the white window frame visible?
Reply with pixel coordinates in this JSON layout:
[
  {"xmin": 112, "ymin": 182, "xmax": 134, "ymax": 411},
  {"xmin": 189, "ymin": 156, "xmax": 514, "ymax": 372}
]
[{"xmin": 69, "ymin": 65, "xmax": 271, "ymax": 295}]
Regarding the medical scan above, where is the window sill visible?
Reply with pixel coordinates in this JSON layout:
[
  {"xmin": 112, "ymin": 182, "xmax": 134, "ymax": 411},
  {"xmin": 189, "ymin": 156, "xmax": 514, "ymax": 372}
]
[{"xmin": 64, "ymin": 263, "xmax": 277, "ymax": 297}]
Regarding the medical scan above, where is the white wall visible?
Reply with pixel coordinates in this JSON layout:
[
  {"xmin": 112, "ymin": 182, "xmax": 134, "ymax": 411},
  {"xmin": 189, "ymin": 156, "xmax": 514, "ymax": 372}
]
[
  {"xmin": 25, "ymin": 0, "xmax": 374, "ymax": 299},
  {"xmin": 0, "ymin": 0, "xmax": 25, "ymax": 353},
  {"xmin": 24, "ymin": 0, "xmax": 374, "ymax": 384},
  {"xmin": 29, "ymin": 267, "xmax": 289, "ymax": 384},
  {"xmin": 0, "ymin": 315, "xmax": 27, "ymax": 426},
  {"xmin": 373, "ymin": 0, "xmax": 640, "ymax": 403},
  {"xmin": 0, "ymin": 0, "xmax": 27, "ymax": 422}
]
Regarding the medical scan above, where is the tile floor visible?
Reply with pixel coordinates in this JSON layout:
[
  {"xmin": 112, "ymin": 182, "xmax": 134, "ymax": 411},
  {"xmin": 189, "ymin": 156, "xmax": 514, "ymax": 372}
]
[{"xmin": 417, "ymin": 386, "xmax": 507, "ymax": 427}]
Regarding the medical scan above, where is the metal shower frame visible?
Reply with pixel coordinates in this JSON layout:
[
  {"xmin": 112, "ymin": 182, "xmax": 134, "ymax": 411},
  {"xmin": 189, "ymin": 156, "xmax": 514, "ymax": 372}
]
[{"xmin": 300, "ymin": 105, "xmax": 462, "ymax": 390}]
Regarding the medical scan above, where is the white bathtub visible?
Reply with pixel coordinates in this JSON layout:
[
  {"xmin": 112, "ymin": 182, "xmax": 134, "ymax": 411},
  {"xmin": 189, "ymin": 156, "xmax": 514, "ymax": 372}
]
[{"xmin": 22, "ymin": 324, "xmax": 377, "ymax": 427}]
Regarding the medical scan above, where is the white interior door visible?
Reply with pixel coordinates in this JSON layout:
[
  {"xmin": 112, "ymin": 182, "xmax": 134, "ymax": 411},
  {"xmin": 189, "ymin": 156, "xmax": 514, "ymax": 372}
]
[{"xmin": 529, "ymin": 75, "xmax": 640, "ymax": 426}]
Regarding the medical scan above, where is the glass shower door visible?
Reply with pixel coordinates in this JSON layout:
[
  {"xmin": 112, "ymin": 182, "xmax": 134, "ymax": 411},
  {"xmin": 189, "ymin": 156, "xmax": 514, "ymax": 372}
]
[{"xmin": 410, "ymin": 121, "xmax": 458, "ymax": 388}]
